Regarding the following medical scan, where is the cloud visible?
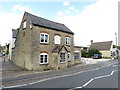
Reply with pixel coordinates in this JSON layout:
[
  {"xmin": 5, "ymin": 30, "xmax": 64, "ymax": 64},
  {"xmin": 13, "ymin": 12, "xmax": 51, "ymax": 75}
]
[
  {"xmin": 65, "ymin": 10, "xmax": 71, "ymax": 14},
  {"xmin": 57, "ymin": 0, "xmax": 118, "ymax": 46},
  {"xmin": 57, "ymin": 11, "xmax": 64, "ymax": 16},
  {"xmin": 12, "ymin": 4, "xmax": 32, "ymax": 13},
  {"xmin": 0, "ymin": 12, "xmax": 22, "ymax": 45},
  {"xmin": 69, "ymin": 6, "xmax": 75, "ymax": 10},
  {"xmin": 0, "ymin": 4, "xmax": 39, "ymax": 45},
  {"xmin": 63, "ymin": 1, "xmax": 69, "ymax": 6},
  {"xmin": 75, "ymin": 10, "xmax": 80, "ymax": 13}
]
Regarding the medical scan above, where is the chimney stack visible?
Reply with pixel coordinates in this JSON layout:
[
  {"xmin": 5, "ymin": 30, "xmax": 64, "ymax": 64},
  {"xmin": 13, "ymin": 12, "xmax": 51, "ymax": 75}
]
[{"xmin": 91, "ymin": 40, "xmax": 93, "ymax": 44}]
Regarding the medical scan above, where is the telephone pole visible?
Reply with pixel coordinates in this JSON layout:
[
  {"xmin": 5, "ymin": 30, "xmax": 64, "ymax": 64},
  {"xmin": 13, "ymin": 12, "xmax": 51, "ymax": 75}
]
[{"xmin": 115, "ymin": 32, "xmax": 117, "ymax": 47}]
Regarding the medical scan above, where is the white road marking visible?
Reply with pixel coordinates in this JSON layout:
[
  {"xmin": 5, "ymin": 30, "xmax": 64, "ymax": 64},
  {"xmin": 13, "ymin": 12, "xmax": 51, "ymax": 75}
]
[
  {"xmin": 82, "ymin": 78, "xmax": 94, "ymax": 87},
  {"xmin": 94, "ymin": 74, "xmax": 111, "ymax": 79},
  {"xmin": 29, "ymin": 78, "xmax": 53, "ymax": 85},
  {"xmin": 3, "ymin": 84, "xmax": 27, "ymax": 88},
  {"xmin": 113, "ymin": 65, "xmax": 120, "ymax": 67},
  {"xmin": 74, "ymin": 86, "xmax": 82, "ymax": 88},
  {"xmin": 110, "ymin": 71, "xmax": 115, "ymax": 75},
  {"xmin": 3, "ymin": 63, "xmax": 118, "ymax": 89},
  {"xmin": 74, "ymin": 69, "xmax": 119, "ymax": 89}
]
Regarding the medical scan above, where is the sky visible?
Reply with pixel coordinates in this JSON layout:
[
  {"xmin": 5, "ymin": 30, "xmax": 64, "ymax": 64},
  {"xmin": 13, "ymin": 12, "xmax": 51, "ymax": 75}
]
[{"xmin": 0, "ymin": 0, "xmax": 119, "ymax": 46}]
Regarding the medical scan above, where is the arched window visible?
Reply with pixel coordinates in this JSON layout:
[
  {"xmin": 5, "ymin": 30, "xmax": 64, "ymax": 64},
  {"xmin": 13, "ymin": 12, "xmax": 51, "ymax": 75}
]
[
  {"xmin": 39, "ymin": 53, "xmax": 48, "ymax": 64},
  {"xmin": 65, "ymin": 37, "xmax": 71, "ymax": 45},
  {"xmin": 40, "ymin": 33, "xmax": 49, "ymax": 43},
  {"xmin": 74, "ymin": 51, "xmax": 80, "ymax": 60},
  {"xmin": 54, "ymin": 35, "xmax": 61, "ymax": 44}
]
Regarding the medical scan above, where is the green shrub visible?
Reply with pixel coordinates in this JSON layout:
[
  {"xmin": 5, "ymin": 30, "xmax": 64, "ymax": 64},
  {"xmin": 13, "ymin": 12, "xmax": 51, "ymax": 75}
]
[{"xmin": 81, "ymin": 49, "xmax": 101, "ymax": 58}]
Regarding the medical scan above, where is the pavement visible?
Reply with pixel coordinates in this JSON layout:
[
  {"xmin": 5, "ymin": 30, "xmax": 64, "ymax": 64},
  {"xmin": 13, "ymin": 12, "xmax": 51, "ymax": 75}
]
[{"xmin": 0, "ymin": 56, "xmax": 118, "ymax": 88}]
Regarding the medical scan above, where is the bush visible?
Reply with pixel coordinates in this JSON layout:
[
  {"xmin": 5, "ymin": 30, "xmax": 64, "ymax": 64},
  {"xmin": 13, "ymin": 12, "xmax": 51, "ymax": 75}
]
[
  {"xmin": 88, "ymin": 49, "xmax": 101, "ymax": 58},
  {"xmin": 81, "ymin": 49, "xmax": 101, "ymax": 58},
  {"xmin": 103, "ymin": 57, "xmax": 111, "ymax": 59},
  {"xmin": 6, "ymin": 49, "xmax": 9, "ymax": 55},
  {"xmin": 81, "ymin": 49, "xmax": 88, "ymax": 58}
]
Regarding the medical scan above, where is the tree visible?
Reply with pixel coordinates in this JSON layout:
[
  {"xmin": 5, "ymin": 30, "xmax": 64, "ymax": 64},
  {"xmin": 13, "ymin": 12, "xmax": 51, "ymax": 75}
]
[
  {"xmin": 6, "ymin": 44, "xmax": 9, "ymax": 55},
  {"xmin": 113, "ymin": 45, "xmax": 116, "ymax": 48},
  {"xmin": 81, "ymin": 49, "xmax": 101, "ymax": 58},
  {"xmin": 81, "ymin": 49, "xmax": 88, "ymax": 58},
  {"xmin": 88, "ymin": 49, "xmax": 101, "ymax": 58}
]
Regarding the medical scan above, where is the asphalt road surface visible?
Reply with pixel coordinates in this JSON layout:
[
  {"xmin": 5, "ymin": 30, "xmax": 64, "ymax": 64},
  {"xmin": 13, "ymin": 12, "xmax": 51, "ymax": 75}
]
[{"xmin": 8, "ymin": 62, "xmax": 119, "ymax": 89}]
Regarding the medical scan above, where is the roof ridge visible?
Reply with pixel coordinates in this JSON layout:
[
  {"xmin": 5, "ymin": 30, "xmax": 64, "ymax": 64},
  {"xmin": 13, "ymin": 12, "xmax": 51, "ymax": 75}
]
[
  {"xmin": 24, "ymin": 12, "xmax": 74, "ymax": 34},
  {"xmin": 25, "ymin": 12, "xmax": 64, "ymax": 26},
  {"xmin": 93, "ymin": 41, "xmax": 112, "ymax": 44}
]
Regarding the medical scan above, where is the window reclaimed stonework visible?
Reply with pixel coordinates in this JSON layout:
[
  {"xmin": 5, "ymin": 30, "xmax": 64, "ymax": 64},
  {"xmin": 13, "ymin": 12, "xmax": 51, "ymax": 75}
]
[
  {"xmin": 23, "ymin": 21, "xmax": 26, "ymax": 29},
  {"xmin": 40, "ymin": 33, "xmax": 49, "ymax": 43},
  {"xmin": 60, "ymin": 53, "xmax": 66, "ymax": 62},
  {"xmin": 65, "ymin": 37, "xmax": 71, "ymax": 45},
  {"xmin": 54, "ymin": 35, "xmax": 61, "ymax": 44},
  {"xmin": 40, "ymin": 53, "xmax": 48, "ymax": 64},
  {"xmin": 74, "ymin": 52, "xmax": 80, "ymax": 60}
]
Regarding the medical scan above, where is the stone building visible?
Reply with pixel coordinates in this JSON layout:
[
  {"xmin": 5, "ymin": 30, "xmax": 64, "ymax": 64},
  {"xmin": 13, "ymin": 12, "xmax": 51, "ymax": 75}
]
[
  {"xmin": 12, "ymin": 12, "xmax": 81, "ymax": 71},
  {"xmin": 90, "ymin": 41, "xmax": 113, "ymax": 58}
]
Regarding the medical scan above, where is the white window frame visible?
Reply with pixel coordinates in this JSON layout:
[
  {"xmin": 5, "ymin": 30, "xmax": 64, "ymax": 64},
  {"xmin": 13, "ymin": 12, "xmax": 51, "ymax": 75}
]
[
  {"xmin": 74, "ymin": 51, "xmax": 80, "ymax": 60},
  {"xmin": 23, "ymin": 21, "xmax": 26, "ymax": 28},
  {"xmin": 39, "ymin": 53, "xmax": 48, "ymax": 64},
  {"xmin": 54, "ymin": 35, "xmax": 61, "ymax": 44},
  {"xmin": 60, "ymin": 53, "xmax": 66, "ymax": 63},
  {"xmin": 40, "ymin": 33, "xmax": 49, "ymax": 43},
  {"xmin": 68, "ymin": 53, "xmax": 71, "ymax": 61},
  {"xmin": 65, "ymin": 37, "xmax": 71, "ymax": 45}
]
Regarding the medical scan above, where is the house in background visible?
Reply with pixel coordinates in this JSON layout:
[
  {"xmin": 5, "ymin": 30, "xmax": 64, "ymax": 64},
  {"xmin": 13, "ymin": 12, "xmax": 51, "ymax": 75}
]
[
  {"xmin": 9, "ymin": 29, "xmax": 19, "ymax": 60},
  {"xmin": 80, "ymin": 45, "xmax": 89, "ymax": 51},
  {"xmin": 117, "ymin": 46, "xmax": 120, "ymax": 60},
  {"xmin": 11, "ymin": 12, "xmax": 81, "ymax": 71},
  {"xmin": 90, "ymin": 41, "xmax": 113, "ymax": 58},
  {"xmin": 118, "ymin": 28, "xmax": 120, "ymax": 59}
]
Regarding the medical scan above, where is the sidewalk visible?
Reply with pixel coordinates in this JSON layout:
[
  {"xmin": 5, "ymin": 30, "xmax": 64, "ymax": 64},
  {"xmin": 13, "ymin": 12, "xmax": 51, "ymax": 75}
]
[{"xmin": 0, "ymin": 57, "xmax": 117, "ymax": 87}]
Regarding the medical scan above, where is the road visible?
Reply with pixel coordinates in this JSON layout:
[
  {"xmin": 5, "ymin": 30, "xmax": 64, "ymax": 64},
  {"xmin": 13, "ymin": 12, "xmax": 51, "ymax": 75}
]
[{"xmin": 3, "ymin": 60, "xmax": 119, "ymax": 89}]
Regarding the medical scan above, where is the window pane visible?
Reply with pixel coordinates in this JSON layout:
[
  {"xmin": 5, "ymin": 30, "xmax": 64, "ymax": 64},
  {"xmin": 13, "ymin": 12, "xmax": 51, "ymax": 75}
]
[
  {"xmin": 40, "ymin": 55, "xmax": 44, "ymax": 63},
  {"xmin": 45, "ymin": 35, "xmax": 48, "ymax": 42},
  {"xmin": 65, "ymin": 37, "xmax": 70, "ymax": 45},
  {"xmin": 45, "ymin": 58, "xmax": 47, "ymax": 63},
  {"xmin": 55, "ymin": 35, "xmax": 60, "ymax": 44},
  {"xmin": 66, "ymin": 38, "xmax": 68, "ymax": 44},
  {"xmin": 41, "ymin": 34, "xmax": 44, "ymax": 42},
  {"xmin": 68, "ymin": 38, "xmax": 70, "ymax": 45},
  {"xmin": 60, "ymin": 53, "xmax": 65, "ymax": 62},
  {"xmin": 74, "ymin": 53, "xmax": 80, "ymax": 60},
  {"xmin": 68, "ymin": 53, "xmax": 70, "ymax": 61},
  {"xmin": 40, "ymin": 54, "xmax": 48, "ymax": 64}
]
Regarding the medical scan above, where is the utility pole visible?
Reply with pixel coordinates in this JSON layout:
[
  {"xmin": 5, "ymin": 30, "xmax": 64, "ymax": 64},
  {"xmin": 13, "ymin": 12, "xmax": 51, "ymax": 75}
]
[
  {"xmin": 115, "ymin": 32, "xmax": 118, "ymax": 59},
  {"xmin": 115, "ymin": 32, "xmax": 117, "ymax": 47}
]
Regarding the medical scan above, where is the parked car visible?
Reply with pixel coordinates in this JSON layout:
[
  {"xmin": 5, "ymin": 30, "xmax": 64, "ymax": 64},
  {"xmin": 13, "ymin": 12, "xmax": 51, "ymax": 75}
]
[
  {"xmin": 93, "ymin": 54, "xmax": 102, "ymax": 59},
  {"xmin": 0, "ymin": 52, "xmax": 2, "ymax": 57}
]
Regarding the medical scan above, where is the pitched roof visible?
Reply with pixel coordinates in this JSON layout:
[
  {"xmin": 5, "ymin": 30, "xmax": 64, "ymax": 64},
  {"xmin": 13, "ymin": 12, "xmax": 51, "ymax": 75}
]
[
  {"xmin": 12, "ymin": 29, "xmax": 18, "ymax": 38},
  {"xmin": 90, "ymin": 41, "xmax": 112, "ymax": 51},
  {"xmin": 25, "ymin": 12, "xmax": 74, "ymax": 35},
  {"xmin": 52, "ymin": 45, "xmax": 69, "ymax": 53}
]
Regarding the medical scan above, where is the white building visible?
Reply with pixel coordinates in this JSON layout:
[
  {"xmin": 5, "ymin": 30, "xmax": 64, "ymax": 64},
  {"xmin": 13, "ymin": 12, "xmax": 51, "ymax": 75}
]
[{"xmin": 9, "ymin": 29, "xmax": 18, "ymax": 60}]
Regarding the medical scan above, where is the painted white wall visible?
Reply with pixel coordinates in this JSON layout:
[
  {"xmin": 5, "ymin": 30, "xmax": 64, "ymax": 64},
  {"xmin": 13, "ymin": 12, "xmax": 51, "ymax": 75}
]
[
  {"xmin": 12, "ymin": 38, "xmax": 16, "ymax": 48},
  {"xmin": 9, "ymin": 38, "xmax": 16, "ymax": 60}
]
